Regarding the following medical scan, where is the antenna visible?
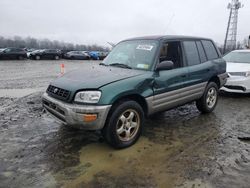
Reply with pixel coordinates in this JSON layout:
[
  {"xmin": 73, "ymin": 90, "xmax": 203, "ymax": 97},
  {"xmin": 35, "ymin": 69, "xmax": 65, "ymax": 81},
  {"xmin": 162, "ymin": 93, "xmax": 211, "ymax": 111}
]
[
  {"xmin": 107, "ymin": 42, "xmax": 116, "ymax": 48},
  {"xmin": 223, "ymin": 0, "xmax": 243, "ymax": 53}
]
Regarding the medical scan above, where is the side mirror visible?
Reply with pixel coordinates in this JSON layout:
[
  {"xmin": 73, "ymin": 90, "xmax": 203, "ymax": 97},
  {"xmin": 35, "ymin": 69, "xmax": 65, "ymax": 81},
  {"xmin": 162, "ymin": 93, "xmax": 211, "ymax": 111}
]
[{"xmin": 156, "ymin": 61, "xmax": 174, "ymax": 71}]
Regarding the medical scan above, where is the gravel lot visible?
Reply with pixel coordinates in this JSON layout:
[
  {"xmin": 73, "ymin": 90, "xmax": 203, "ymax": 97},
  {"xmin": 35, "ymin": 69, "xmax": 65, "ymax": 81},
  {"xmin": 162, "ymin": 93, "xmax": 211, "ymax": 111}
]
[{"xmin": 0, "ymin": 60, "xmax": 250, "ymax": 188}]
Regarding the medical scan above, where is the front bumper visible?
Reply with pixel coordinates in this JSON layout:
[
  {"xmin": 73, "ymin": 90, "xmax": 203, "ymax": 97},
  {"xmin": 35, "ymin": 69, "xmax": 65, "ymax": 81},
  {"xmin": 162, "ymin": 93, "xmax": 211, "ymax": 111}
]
[
  {"xmin": 42, "ymin": 93, "xmax": 111, "ymax": 130},
  {"xmin": 220, "ymin": 75, "xmax": 250, "ymax": 93}
]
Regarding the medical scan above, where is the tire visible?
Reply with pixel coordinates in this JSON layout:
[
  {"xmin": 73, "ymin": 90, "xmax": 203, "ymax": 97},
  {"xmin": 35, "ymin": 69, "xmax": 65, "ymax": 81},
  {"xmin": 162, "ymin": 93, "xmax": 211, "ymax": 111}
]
[
  {"xmin": 35, "ymin": 55, "xmax": 40, "ymax": 60},
  {"xmin": 54, "ymin": 55, "xmax": 60, "ymax": 60},
  {"xmin": 102, "ymin": 100, "xmax": 144, "ymax": 149},
  {"xmin": 18, "ymin": 56, "xmax": 24, "ymax": 60},
  {"xmin": 196, "ymin": 82, "xmax": 219, "ymax": 113}
]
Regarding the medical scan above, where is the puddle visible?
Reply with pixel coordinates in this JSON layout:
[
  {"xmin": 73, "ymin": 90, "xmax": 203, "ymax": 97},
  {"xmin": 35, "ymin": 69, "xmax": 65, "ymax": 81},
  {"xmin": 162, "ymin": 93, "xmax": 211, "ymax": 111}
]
[
  {"xmin": 55, "ymin": 137, "xmax": 208, "ymax": 188},
  {"xmin": 0, "ymin": 87, "xmax": 45, "ymax": 98}
]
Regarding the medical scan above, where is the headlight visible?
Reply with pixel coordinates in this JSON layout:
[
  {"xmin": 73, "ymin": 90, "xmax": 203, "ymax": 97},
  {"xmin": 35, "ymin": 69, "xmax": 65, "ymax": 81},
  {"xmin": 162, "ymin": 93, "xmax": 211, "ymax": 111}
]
[{"xmin": 74, "ymin": 91, "xmax": 101, "ymax": 104}]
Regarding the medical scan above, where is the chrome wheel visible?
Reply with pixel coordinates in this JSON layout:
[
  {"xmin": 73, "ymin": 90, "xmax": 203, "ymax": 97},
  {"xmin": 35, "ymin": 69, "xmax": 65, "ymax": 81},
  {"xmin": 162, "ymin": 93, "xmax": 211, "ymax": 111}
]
[
  {"xmin": 206, "ymin": 87, "xmax": 217, "ymax": 108},
  {"xmin": 116, "ymin": 109, "xmax": 140, "ymax": 142}
]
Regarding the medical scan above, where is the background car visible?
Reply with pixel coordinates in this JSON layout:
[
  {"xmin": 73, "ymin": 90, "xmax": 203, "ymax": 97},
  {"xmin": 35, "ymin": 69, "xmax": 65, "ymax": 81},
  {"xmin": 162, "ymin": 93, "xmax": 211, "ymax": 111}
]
[
  {"xmin": 29, "ymin": 49, "xmax": 61, "ymax": 60},
  {"xmin": 25, "ymin": 48, "xmax": 36, "ymax": 58},
  {"xmin": 221, "ymin": 49, "xmax": 250, "ymax": 93},
  {"xmin": 88, "ymin": 51, "xmax": 108, "ymax": 60},
  {"xmin": 98, "ymin": 51, "xmax": 109, "ymax": 60},
  {"xmin": 0, "ymin": 47, "xmax": 28, "ymax": 60},
  {"xmin": 64, "ymin": 51, "xmax": 90, "ymax": 60}
]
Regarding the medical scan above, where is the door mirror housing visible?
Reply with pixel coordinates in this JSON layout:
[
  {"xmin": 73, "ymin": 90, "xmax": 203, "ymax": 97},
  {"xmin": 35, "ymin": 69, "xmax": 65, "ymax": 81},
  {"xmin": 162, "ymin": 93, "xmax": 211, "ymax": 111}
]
[{"xmin": 156, "ymin": 61, "xmax": 174, "ymax": 71}]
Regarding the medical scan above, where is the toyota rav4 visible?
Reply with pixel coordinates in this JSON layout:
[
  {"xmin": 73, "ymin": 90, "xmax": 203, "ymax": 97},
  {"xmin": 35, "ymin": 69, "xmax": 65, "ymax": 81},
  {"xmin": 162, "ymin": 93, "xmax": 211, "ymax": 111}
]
[{"xmin": 42, "ymin": 35, "xmax": 227, "ymax": 148}]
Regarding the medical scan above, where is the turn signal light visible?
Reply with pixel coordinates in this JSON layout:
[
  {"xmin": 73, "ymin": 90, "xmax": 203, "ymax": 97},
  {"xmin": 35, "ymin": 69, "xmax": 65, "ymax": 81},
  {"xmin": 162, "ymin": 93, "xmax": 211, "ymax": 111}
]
[{"xmin": 83, "ymin": 114, "xmax": 97, "ymax": 122}]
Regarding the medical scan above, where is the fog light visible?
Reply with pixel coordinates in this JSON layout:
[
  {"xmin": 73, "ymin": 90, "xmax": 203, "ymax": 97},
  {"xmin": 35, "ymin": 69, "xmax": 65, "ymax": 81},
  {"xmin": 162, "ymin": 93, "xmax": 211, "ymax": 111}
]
[{"xmin": 83, "ymin": 114, "xmax": 97, "ymax": 122}]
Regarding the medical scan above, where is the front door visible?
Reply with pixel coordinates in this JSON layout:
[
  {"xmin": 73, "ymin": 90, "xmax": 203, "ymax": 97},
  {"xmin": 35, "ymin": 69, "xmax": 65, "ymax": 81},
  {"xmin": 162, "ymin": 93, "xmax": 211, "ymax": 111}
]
[{"xmin": 152, "ymin": 41, "xmax": 188, "ymax": 113}]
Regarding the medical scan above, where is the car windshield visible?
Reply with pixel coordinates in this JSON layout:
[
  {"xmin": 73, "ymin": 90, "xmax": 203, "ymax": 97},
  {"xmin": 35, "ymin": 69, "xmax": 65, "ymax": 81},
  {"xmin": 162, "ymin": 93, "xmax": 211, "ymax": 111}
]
[
  {"xmin": 102, "ymin": 40, "xmax": 159, "ymax": 70},
  {"xmin": 223, "ymin": 51, "xmax": 250, "ymax": 63}
]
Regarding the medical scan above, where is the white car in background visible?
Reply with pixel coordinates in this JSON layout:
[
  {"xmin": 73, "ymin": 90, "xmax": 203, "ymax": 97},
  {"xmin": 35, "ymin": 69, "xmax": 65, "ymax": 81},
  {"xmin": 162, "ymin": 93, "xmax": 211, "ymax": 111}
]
[{"xmin": 221, "ymin": 49, "xmax": 250, "ymax": 93}]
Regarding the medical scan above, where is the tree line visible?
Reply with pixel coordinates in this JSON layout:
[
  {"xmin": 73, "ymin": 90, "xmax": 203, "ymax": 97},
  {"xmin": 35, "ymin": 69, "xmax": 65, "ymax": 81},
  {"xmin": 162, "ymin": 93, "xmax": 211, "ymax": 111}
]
[{"xmin": 0, "ymin": 36, "xmax": 110, "ymax": 52}]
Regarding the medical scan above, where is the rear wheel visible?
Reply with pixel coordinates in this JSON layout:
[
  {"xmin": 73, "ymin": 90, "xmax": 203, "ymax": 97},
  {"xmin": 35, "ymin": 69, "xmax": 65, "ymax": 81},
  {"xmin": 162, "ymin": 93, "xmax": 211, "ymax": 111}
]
[
  {"xmin": 35, "ymin": 55, "xmax": 40, "ymax": 60},
  {"xmin": 196, "ymin": 82, "xmax": 218, "ymax": 113},
  {"xmin": 102, "ymin": 100, "xmax": 144, "ymax": 149},
  {"xmin": 54, "ymin": 55, "xmax": 60, "ymax": 60}
]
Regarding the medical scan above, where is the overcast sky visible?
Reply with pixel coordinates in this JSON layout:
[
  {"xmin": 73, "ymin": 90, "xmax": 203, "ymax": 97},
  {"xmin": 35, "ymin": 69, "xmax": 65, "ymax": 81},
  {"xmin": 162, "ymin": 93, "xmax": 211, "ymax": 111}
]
[{"xmin": 0, "ymin": 0, "xmax": 249, "ymax": 46}]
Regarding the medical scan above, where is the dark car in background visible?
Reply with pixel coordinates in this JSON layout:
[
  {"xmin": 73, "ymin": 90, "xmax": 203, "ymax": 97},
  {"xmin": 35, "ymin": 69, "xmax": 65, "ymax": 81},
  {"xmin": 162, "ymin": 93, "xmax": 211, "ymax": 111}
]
[
  {"xmin": 29, "ymin": 49, "xmax": 62, "ymax": 60},
  {"xmin": 0, "ymin": 48, "xmax": 28, "ymax": 60},
  {"xmin": 64, "ymin": 51, "xmax": 90, "ymax": 60}
]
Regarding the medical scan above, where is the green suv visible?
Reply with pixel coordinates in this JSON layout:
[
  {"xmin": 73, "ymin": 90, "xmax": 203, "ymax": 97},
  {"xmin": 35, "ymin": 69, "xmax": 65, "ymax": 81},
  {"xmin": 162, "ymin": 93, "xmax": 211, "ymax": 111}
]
[{"xmin": 42, "ymin": 36, "xmax": 227, "ymax": 148}]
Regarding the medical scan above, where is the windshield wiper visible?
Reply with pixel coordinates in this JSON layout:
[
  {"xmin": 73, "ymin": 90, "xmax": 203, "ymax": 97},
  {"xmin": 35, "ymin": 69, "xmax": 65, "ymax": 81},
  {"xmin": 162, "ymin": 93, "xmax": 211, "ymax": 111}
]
[
  {"xmin": 99, "ymin": 63, "xmax": 108, "ymax": 66},
  {"xmin": 109, "ymin": 63, "xmax": 132, "ymax": 69}
]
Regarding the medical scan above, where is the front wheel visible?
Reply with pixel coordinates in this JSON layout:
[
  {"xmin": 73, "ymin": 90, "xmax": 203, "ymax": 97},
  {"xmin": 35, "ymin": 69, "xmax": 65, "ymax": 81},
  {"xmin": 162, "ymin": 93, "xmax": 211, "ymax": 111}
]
[
  {"xmin": 196, "ymin": 82, "xmax": 218, "ymax": 113},
  {"xmin": 18, "ymin": 56, "xmax": 24, "ymax": 60},
  {"xmin": 102, "ymin": 100, "xmax": 144, "ymax": 149},
  {"xmin": 54, "ymin": 55, "xmax": 60, "ymax": 60}
]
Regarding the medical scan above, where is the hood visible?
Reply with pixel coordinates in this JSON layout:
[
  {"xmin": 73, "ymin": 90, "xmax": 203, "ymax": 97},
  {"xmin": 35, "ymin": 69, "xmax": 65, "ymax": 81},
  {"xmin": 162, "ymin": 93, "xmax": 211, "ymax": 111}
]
[
  {"xmin": 227, "ymin": 62, "xmax": 250, "ymax": 72},
  {"xmin": 51, "ymin": 64, "xmax": 145, "ymax": 92}
]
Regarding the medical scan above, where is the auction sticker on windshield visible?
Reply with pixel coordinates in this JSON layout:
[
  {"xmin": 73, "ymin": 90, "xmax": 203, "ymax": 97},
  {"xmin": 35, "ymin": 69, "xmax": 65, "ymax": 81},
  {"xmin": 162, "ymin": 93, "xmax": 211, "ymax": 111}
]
[
  {"xmin": 136, "ymin": 45, "xmax": 154, "ymax": 51},
  {"xmin": 137, "ymin": 64, "xmax": 149, "ymax": 69}
]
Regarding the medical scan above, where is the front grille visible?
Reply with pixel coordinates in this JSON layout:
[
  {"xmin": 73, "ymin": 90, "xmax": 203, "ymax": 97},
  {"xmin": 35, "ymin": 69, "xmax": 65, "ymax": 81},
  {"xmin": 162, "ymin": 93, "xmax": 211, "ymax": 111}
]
[
  {"xmin": 46, "ymin": 85, "xmax": 70, "ymax": 100},
  {"xmin": 228, "ymin": 72, "xmax": 246, "ymax": 76}
]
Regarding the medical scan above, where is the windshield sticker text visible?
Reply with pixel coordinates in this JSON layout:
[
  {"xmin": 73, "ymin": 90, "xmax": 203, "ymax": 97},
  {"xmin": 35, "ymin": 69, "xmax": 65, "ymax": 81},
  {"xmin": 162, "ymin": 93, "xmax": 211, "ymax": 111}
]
[{"xmin": 136, "ymin": 45, "xmax": 154, "ymax": 51}]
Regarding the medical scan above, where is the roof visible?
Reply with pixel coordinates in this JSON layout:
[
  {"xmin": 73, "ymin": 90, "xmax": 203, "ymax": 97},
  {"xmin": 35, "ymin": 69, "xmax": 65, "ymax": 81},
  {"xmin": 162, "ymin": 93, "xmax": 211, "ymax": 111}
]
[{"xmin": 122, "ymin": 35, "xmax": 211, "ymax": 42}]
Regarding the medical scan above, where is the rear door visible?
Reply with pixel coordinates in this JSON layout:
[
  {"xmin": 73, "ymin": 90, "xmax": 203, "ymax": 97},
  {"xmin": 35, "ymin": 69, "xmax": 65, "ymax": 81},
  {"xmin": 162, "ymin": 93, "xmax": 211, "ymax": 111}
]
[
  {"xmin": 47, "ymin": 50, "xmax": 54, "ymax": 58},
  {"xmin": 181, "ymin": 40, "xmax": 220, "ymax": 99},
  {"xmin": 182, "ymin": 40, "xmax": 215, "ymax": 87}
]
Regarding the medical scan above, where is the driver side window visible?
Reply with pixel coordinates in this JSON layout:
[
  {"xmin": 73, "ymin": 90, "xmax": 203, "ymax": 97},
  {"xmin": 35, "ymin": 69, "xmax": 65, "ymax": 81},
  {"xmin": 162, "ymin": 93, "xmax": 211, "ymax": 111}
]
[{"xmin": 159, "ymin": 41, "xmax": 182, "ymax": 69}]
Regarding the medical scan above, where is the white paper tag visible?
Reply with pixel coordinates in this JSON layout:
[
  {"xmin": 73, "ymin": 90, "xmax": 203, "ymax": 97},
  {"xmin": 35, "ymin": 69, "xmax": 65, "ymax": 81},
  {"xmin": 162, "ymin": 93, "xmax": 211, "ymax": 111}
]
[
  {"xmin": 136, "ymin": 45, "xmax": 154, "ymax": 51},
  {"xmin": 137, "ymin": 64, "xmax": 149, "ymax": 69}
]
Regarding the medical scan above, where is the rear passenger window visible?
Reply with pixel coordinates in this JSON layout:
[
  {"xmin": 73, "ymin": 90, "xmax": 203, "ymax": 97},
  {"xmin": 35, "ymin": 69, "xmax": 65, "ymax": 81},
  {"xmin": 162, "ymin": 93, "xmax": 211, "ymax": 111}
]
[
  {"xmin": 196, "ymin": 41, "xmax": 207, "ymax": 63},
  {"xmin": 201, "ymin": 40, "xmax": 219, "ymax": 60},
  {"xmin": 183, "ymin": 41, "xmax": 200, "ymax": 66}
]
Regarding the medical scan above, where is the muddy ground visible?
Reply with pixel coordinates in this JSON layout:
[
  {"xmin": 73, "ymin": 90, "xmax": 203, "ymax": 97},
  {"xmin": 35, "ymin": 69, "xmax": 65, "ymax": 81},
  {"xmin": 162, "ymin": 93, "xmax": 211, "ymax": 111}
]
[{"xmin": 0, "ymin": 60, "xmax": 250, "ymax": 188}]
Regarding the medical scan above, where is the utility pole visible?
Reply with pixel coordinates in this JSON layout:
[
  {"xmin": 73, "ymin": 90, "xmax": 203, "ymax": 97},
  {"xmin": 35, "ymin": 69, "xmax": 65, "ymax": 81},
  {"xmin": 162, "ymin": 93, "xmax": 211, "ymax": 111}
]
[
  {"xmin": 248, "ymin": 35, "xmax": 250, "ymax": 49},
  {"xmin": 223, "ymin": 0, "xmax": 243, "ymax": 53}
]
